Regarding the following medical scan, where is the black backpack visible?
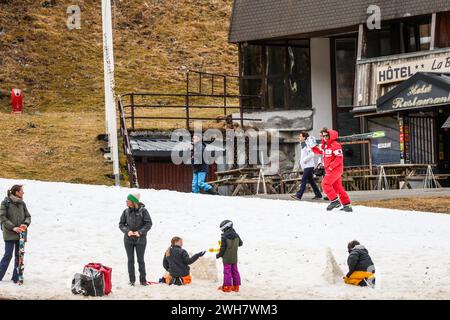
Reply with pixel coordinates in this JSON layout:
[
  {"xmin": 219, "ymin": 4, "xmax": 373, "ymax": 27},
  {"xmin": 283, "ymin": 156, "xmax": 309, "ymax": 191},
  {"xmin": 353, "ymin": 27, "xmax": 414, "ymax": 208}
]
[{"xmin": 71, "ymin": 268, "xmax": 104, "ymax": 297}]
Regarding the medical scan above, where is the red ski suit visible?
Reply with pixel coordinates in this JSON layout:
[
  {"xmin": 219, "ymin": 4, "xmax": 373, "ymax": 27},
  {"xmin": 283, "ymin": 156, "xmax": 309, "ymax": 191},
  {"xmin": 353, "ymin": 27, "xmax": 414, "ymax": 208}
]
[{"xmin": 311, "ymin": 130, "xmax": 351, "ymax": 205}]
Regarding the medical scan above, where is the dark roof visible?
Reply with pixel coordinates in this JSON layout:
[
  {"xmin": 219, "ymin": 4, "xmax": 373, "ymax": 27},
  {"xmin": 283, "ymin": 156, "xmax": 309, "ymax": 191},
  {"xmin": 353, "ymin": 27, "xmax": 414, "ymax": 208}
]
[
  {"xmin": 443, "ymin": 116, "xmax": 450, "ymax": 128},
  {"xmin": 229, "ymin": 0, "xmax": 450, "ymax": 42},
  {"xmin": 130, "ymin": 138, "xmax": 224, "ymax": 157}
]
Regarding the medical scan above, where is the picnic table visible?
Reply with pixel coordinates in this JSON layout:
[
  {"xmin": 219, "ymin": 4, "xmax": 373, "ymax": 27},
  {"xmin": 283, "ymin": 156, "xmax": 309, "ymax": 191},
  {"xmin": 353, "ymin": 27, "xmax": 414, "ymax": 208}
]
[{"xmin": 375, "ymin": 164, "xmax": 449, "ymax": 189}]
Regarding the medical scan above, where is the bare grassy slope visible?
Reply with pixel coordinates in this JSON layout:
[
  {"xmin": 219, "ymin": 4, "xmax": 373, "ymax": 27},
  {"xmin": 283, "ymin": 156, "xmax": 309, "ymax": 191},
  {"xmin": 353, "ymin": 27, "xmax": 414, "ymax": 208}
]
[{"xmin": 0, "ymin": 0, "xmax": 237, "ymax": 185}]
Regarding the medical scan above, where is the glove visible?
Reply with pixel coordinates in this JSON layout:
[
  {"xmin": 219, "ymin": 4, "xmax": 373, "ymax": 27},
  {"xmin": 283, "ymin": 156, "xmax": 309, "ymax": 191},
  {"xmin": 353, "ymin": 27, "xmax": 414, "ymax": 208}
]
[
  {"xmin": 306, "ymin": 136, "xmax": 318, "ymax": 148},
  {"xmin": 216, "ymin": 253, "xmax": 220, "ymax": 259},
  {"xmin": 198, "ymin": 251, "xmax": 206, "ymax": 257}
]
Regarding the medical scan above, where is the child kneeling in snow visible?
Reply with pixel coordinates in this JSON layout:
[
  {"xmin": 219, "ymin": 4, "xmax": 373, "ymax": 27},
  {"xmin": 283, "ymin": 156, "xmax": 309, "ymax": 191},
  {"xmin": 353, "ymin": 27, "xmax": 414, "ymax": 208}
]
[
  {"xmin": 216, "ymin": 220, "xmax": 243, "ymax": 293},
  {"xmin": 161, "ymin": 236, "xmax": 205, "ymax": 286},
  {"xmin": 344, "ymin": 240, "xmax": 375, "ymax": 287}
]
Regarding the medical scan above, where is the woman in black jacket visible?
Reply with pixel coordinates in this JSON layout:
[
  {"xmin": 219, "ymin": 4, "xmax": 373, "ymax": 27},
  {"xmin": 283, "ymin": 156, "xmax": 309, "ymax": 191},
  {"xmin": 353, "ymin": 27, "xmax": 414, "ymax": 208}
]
[
  {"xmin": 119, "ymin": 193, "xmax": 152, "ymax": 286},
  {"xmin": 161, "ymin": 237, "xmax": 205, "ymax": 286}
]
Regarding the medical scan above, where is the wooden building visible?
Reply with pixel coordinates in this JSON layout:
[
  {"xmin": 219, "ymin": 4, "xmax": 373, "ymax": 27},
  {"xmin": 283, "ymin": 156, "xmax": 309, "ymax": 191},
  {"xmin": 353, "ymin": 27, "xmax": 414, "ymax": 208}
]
[{"xmin": 229, "ymin": 0, "xmax": 450, "ymax": 181}]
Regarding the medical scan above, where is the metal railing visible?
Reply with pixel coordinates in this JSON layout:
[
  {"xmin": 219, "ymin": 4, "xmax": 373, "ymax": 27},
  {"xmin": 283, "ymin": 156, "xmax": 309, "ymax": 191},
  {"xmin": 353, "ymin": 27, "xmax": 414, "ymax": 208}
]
[
  {"xmin": 118, "ymin": 95, "xmax": 139, "ymax": 187},
  {"xmin": 117, "ymin": 69, "xmax": 262, "ymax": 187}
]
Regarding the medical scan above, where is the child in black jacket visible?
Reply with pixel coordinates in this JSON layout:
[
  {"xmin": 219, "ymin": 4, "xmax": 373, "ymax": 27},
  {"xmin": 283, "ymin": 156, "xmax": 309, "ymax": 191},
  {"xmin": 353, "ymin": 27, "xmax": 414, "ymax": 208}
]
[
  {"xmin": 161, "ymin": 237, "xmax": 205, "ymax": 286},
  {"xmin": 344, "ymin": 240, "xmax": 376, "ymax": 287}
]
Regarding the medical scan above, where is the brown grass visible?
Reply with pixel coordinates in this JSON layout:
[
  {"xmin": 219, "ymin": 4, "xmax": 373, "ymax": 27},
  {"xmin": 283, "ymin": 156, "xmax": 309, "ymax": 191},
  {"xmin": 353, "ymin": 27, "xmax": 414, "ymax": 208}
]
[
  {"xmin": 0, "ymin": 0, "xmax": 237, "ymax": 185},
  {"xmin": 354, "ymin": 197, "xmax": 450, "ymax": 214},
  {"xmin": 0, "ymin": 111, "xmax": 111, "ymax": 185}
]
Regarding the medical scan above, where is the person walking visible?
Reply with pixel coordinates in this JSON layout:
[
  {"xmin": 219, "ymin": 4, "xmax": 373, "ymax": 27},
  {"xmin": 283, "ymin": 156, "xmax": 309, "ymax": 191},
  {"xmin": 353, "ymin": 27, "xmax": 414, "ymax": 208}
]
[
  {"xmin": 291, "ymin": 132, "xmax": 322, "ymax": 201},
  {"xmin": 0, "ymin": 185, "xmax": 31, "ymax": 284},
  {"xmin": 119, "ymin": 193, "xmax": 152, "ymax": 286},
  {"xmin": 310, "ymin": 128, "xmax": 352, "ymax": 212},
  {"xmin": 191, "ymin": 134, "xmax": 218, "ymax": 195}
]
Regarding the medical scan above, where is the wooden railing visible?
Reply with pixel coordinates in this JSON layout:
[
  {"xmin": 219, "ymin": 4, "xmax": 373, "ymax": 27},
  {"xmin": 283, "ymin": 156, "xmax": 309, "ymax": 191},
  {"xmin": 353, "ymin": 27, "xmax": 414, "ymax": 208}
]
[{"xmin": 118, "ymin": 95, "xmax": 139, "ymax": 188}]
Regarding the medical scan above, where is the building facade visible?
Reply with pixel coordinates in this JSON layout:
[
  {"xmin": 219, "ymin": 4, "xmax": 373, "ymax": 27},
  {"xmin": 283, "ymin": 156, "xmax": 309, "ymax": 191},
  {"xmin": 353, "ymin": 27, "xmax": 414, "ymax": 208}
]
[{"xmin": 229, "ymin": 0, "xmax": 450, "ymax": 177}]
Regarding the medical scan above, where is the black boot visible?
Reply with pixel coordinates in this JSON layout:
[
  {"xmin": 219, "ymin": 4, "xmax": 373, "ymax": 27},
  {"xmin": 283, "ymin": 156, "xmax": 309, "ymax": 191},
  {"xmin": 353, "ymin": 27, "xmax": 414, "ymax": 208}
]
[
  {"xmin": 340, "ymin": 205, "xmax": 353, "ymax": 212},
  {"xmin": 326, "ymin": 198, "xmax": 341, "ymax": 211},
  {"xmin": 206, "ymin": 188, "xmax": 219, "ymax": 195}
]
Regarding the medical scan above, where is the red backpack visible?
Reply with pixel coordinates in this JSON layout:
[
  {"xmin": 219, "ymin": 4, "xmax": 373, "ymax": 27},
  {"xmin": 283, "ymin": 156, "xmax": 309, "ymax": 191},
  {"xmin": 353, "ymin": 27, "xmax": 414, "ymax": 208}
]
[{"xmin": 83, "ymin": 263, "xmax": 112, "ymax": 295}]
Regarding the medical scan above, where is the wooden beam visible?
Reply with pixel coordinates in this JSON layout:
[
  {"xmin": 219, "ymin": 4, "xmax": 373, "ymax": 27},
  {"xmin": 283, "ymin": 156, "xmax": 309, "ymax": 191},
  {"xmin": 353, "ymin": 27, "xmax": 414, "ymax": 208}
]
[
  {"xmin": 431, "ymin": 13, "xmax": 437, "ymax": 50},
  {"xmin": 356, "ymin": 24, "xmax": 365, "ymax": 61}
]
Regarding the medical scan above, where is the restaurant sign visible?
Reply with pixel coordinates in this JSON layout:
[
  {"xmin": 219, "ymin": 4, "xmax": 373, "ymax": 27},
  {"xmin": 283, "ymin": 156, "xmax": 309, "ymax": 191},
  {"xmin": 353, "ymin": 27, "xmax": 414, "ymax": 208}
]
[
  {"xmin": 378, "ymin": 78, "xmax": 450, "ymax": 113},
  {"xmin": 377, "ymin": 55, "xmax": 450, "ymax": 85}
]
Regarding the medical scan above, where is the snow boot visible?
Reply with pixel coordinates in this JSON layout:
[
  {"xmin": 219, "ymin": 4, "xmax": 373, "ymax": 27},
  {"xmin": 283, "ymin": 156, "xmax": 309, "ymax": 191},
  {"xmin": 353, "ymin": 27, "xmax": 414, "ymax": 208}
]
[
  {"xmin": 129, "ymin": 282, "xmax": 135, "ymax": 286},
  {"xmin": 207, "ymin": 188, "xmax": 219, "ymax": 195},
  {"xmin": 326, "ymin": 198, "xmax": 341, "ymax": 211},
  {"xmin": 140, "ymin": 281, "xmax": 148, "ymax": 286},
  {"xmin": 231, "ymin": 286, "xmax": 240, "ymax": 292},
  {"xmin": 218, "ymin": 285, "xmax": 232, "ymax": 292},
  {"xmin": 312, "ymin": 196, "xmax": 322, "ymax": 200},
  {"xmin": 340, "ymin": 205, "xmax": 353, "ymax": 212}
]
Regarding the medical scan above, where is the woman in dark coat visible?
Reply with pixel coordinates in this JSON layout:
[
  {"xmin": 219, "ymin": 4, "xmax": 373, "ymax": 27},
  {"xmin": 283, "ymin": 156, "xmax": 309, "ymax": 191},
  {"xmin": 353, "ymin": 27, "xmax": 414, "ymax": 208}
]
[{"xmin": 119, "ymin": 193, "xmax": 152, "ymax": 286}]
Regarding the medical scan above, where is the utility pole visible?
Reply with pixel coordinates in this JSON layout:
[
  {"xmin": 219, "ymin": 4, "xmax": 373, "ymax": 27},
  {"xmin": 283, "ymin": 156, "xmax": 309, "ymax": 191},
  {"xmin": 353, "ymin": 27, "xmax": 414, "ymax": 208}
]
[{"xmin": 102, "ymin": 0, "xmax": 120, "ymax": 186}]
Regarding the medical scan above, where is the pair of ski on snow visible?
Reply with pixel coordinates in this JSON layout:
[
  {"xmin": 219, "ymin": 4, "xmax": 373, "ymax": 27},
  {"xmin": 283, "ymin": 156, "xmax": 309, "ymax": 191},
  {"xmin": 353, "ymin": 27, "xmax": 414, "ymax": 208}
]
[{"xmin": 15, "ymin": 226, "xmax": 27, "ymax": 285}]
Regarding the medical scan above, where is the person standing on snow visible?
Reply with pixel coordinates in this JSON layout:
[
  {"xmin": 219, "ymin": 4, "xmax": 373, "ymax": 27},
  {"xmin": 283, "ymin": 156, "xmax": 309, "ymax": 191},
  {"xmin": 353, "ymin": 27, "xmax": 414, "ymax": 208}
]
[
  {"xmin": 161, "ymin": 236, "xmax": 206, "ymax": 286},
  {"xmin": 119, "ymin": 193, "xmax": 152, "ymax": 286},
  {"xmin": 0, "ymin": 185, "xmax": 31, "ymax": 284},
  {"xmin": 291, "ymin": 132, "xmax": 322, "ymax": 201},
  {"xmin": 216, "ymin": 220, "xmax": 243, "ymax": 293},
  {"xmin": 191, "ymin": 134, "xmax": 218, "ymax": 195},
  {"xmin": 309, "ymin": 127, "xmax": 352, "ymax": 212},
  {"xmin": 343, "ymin": 240, "xmax": 375, "ymax": 287}
]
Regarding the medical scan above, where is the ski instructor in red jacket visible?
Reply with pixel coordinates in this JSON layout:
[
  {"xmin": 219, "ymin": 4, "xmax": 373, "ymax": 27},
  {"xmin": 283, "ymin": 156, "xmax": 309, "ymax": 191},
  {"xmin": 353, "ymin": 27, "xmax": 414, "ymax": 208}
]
[{"xmin": 310, "ymin": 128, "xmax": 353, "ymax": 212}]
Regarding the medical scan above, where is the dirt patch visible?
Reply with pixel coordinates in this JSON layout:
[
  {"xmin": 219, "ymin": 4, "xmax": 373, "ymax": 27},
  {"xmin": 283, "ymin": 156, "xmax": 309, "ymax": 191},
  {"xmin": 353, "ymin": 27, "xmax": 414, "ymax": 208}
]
[{"xmin": 354, "ymin": 197, "xmax": 450, "ymax": 214}]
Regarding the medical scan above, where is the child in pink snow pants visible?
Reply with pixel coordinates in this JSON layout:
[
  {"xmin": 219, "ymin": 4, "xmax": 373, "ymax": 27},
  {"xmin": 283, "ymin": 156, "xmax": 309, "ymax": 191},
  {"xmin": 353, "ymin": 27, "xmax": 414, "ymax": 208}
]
[{"xmin": 216, "ymin": 220, "xmax": 243, "ymax": 293}]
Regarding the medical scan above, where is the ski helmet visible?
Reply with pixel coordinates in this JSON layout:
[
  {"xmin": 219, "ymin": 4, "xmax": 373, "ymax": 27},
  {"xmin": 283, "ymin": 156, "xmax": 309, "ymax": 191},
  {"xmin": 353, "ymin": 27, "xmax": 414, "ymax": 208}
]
[{"xmin": 220, "ymin": 220, "xmax": 233, "ymax": 231}]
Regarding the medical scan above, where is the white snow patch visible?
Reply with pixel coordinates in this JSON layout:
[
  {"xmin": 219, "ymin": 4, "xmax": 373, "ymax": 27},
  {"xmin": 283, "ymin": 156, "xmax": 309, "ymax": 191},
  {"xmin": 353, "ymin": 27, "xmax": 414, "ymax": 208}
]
[{"xmin": 0, "ymin": 178, "xmax": 450, "ymax": 300}]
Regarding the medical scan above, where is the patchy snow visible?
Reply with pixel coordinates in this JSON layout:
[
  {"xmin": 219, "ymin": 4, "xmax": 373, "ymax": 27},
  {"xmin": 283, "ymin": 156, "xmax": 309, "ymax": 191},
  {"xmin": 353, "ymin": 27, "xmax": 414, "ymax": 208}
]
[{"xmin": 0, "ymin": 178, "xmax": 450, "ymax": 300}]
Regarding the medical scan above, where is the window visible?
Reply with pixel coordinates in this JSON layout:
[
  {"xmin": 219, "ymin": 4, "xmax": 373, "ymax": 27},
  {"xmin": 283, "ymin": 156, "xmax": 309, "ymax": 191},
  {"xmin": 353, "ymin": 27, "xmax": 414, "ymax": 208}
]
[
  {"xmin": 366, "ymin": 16, "xmax": 432, "ymax": 58},
  {"xmin": 336, "ymin": 112, "xmax": 362, "ymax": 166},
  {"xmin": 334, "ymin": 38, "xmax": 356, "ymax": 107},
  {"xmin": 240, "ymin": 40, "xmax": 311, "ymax": 110},
  {"xmin": 367, "ymin": 116, "xmax": 401, "ymax": 165}
]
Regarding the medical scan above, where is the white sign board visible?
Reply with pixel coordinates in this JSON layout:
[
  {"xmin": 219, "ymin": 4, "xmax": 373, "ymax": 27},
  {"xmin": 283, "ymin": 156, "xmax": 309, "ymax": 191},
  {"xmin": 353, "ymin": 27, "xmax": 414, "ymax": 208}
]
[
  {"xmin": 377, "ymin": 142, "xmax": 391, "ymax": 149},
  {"xmin": 377, "ymin": 55, "xmax": 450, "ymax": 85}
]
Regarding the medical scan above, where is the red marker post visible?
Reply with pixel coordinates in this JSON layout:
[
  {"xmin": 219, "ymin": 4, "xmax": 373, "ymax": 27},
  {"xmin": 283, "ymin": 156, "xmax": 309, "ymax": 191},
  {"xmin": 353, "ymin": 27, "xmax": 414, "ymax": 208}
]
[{"xmin": 11, "ymin": 88, "xmax": 23, "ymax": 114}]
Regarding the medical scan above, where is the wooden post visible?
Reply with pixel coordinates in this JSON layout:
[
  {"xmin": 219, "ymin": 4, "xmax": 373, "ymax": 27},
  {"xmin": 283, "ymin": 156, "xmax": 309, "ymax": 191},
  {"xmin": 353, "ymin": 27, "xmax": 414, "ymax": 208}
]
[
  {"xmin": 431, "ymin": 13, "xmax": 437, "ymax": 50},
  {"xmin": 130, "ymin": 93, "xmax": 135, "ymax": 131},
  {"xmin": 223, "ymin": 76, "xmax": 227, "ymax": 115},
  {"xmin": 186, "ymin": 73, "xmax": 190, "ymax": 130},
  {"xmin": 356, "ymin": 24, "xmax": 366, "ymax": 61}
]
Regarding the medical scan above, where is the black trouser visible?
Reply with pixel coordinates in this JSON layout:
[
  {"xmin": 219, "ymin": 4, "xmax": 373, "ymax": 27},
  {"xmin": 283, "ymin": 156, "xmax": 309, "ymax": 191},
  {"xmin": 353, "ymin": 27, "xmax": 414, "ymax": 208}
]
[
  {"xmin": 296, "ymin": 167, "xmax": 322, "ymax": 199},
  {"xmin": 0, "ymin": 241, "xmax": 19, "ymax": 282},
  {"xmin": 124, "ymin": 240, "xmax": 147, "ymax": 283}
]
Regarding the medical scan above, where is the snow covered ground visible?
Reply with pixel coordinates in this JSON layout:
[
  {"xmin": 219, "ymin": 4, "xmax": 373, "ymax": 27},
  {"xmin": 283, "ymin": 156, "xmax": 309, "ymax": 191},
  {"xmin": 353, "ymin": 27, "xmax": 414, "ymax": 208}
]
[{"xmin": 0, "ymin": 178, "xmax": 450, "ymax": 300}]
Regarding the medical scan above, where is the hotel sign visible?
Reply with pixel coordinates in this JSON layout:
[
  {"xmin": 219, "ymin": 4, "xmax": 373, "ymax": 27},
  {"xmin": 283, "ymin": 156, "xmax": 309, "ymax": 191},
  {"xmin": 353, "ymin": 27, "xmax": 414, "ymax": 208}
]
[
  {"xmin": 377, "ymin": 56, "xmax": 450, "ymax": 85},
  {"xmin": 378, "ymin": 79, "xmax": 450, "ymax": 112}
]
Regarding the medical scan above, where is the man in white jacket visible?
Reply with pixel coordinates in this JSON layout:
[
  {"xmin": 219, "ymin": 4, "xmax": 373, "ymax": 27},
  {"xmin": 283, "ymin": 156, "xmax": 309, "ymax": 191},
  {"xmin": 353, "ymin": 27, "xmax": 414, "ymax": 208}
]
[{"xmin": 291, "ymin": 132, "xmax": 323, "ymax": 200}]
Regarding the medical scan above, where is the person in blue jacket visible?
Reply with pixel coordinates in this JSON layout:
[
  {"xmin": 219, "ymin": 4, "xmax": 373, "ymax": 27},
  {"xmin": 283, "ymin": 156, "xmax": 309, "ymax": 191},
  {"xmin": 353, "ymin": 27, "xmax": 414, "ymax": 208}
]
[{"xmin": 191, "ymin": 134, "xmax": 218, "ymax": 195}]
